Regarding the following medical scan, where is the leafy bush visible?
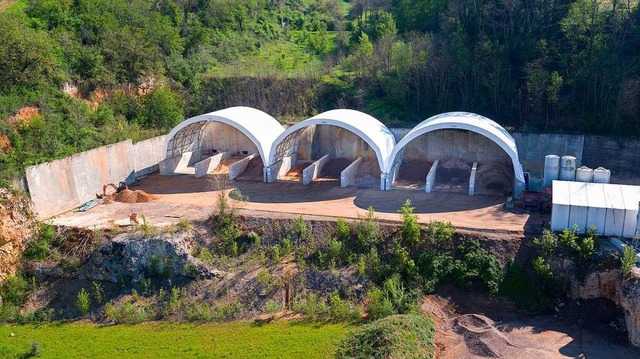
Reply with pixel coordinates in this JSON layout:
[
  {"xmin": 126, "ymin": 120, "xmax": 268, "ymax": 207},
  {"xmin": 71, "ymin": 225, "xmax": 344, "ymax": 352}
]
[
  {"xmin": 533, "ymin": 230, "xmax": 558, "ymax": 259},
  {"xmin": 0, "ymin": 275, "xmax": 31, "ymax": 306},
  {"xmin": 76, "ymin": 288, "xmax": 91, "ymax": 317},
  {"xmin": 366, "ymin": 275, "xmax": 418, "ymax": 320},
  {"xmin": 264, "ymin": 299, "xmax": 281, "ymax": 314},
  {"xmin": 398, "ymin": 199, "xmax": 421, "ymax": 246},
  {"xmin": 23, "ymin": 223, "xmax": 58, "ymax": 261},
  {"xmin": 500, "ymin": 260, "xmax": 537, "ymax": 311},
  {"xmin": 335, "ymin": 314, "xmax": 435, "ymax": 359},
  {"xmin": 354, "ymin": 207, "xmax": 380, "ymax": 253},
  {"xmin": 621, "ymin": 245, "xmax": 637, "ymax": 278},
  {"xmin": 336, "ymin": 218, "xmax": 350, "ymax": 241}
]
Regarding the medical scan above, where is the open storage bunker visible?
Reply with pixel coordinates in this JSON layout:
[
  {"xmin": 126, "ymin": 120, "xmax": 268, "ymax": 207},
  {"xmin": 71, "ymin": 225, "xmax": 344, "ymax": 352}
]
[
  {"xmin": 551, "ymin": 180, "xmax": 640, "ymax": 237},
  {"xmin": 266, "ymin": 110, "xmax": 395, "ymax": 188},
  {"xmin": 384, "ymin": 112, "xmax": 525, "ymax": 197},
  {"xmin": 161, "ymin": 106, "xmax": 284, "ymax": 180}
]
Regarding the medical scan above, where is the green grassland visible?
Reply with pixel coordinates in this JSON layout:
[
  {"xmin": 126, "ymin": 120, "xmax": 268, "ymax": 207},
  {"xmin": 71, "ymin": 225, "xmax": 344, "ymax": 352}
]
[{"xmin": 0, "ymin": 321, "xmax": 351, "ymax": 358}]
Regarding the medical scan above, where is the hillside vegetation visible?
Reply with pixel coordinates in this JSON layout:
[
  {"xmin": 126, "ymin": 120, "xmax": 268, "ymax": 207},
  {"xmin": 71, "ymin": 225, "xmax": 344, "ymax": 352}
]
[{"xmin": 1, "ymin": 0, "xmax": 640, "ymax": 182}]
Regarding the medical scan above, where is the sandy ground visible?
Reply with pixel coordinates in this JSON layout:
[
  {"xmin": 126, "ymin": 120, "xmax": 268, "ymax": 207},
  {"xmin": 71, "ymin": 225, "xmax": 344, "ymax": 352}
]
[
  {"xmin": 425, "ymin": 286, "xmax": 640, "ymax": 359},
  {"xmin": 50, "ymin": 174, "xmax": 544, "ymax": 233}
]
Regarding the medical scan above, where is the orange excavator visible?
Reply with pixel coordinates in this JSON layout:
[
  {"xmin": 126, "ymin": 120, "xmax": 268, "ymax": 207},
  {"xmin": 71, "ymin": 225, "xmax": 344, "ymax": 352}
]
[{"xmin": 99, "ymin": 181, "xmax": 128, "ymax": 198}]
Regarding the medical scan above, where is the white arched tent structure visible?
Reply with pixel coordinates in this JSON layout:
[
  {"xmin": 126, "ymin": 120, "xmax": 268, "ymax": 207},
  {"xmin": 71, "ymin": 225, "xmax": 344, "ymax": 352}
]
[
  {"xmin": 161, "ymin": 106, "xmax": 284, "ymax": 176},
  {"xmin": 384, "ymin": 112, "xmax": 525, "ymax": 196},
  {"xmin": 265, "ymin": 109, "xmax": 396, "ymax": 184}
]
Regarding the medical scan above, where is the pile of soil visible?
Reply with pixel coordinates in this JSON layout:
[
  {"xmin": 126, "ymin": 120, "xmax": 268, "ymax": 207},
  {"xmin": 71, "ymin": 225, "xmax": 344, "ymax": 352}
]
[
  {"xmin": 320, "ymin": 158, "xmax": 352, "ymax": 178},
  {"xmin": 475, "ymin": 163, "xmax": 513, "ymax": 194},
  {"xmin": 437, "ymin": 159, "xmax": 471, "ymax": 185},
  {"xmin": 283, "ymin": 163, "xmax": 309, "ymax": 179},
  {"xmin": 236, "ymin": 156, "xmax": 263, "ymax": 180},
  {"xmin": 451, "ymin": 314, "xmax": 521, "ymax": 357},
  {"xmin": 113, "ymin": 189, "xmax": 158, "ymax": 203},
  {"xmin": 398, "ymin": 160, "xmax": 432, "ymax": 182},
  {"xmin": 357, "ymin": 159, "xmax": 380, "ymax": 177}
]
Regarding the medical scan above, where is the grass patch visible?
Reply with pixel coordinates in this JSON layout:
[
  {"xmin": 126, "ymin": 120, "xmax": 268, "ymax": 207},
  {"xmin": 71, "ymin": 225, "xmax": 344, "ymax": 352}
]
[
  {"xmin": 335, "ymin": 314, "xmax": 435, "ymax": 359},
  {"xmin": 0, "ymin": 321, "xmax": 350, "ymax": 358}
]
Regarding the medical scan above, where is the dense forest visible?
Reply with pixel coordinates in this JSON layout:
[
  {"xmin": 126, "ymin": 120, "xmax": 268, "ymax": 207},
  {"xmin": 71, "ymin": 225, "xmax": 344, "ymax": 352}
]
[{"xmin": 1, "ymin": 0, "xmax": 639, "ymax": 182}]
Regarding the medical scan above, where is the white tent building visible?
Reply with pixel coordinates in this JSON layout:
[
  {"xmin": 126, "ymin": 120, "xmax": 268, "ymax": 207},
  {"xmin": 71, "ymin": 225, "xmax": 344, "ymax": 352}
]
[
  {"xmin": 384, "ymin": 112, "xmax": 526, "ymax": 195},
  {"xmin": 551, "ymin": 180, "xmax": 640, "ymax": 237}
]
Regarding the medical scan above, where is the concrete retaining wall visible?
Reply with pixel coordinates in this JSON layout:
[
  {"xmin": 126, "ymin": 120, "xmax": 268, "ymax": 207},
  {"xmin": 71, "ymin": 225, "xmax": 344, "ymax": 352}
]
[
  {"xmin": 340, "ymin": 157, "xmax": 363, "ymax": 187},
  {"xmin": 229, "ymin": 154, "xmax": 257, "ymax": 180},
  {"xmin": 303, "ymin": 155, "xmax": 329, "ymax": 185},
  {"xmin": 26, "ymin": 136, "xmax": 165, "ymax": 219},
  {"xmin": 133, "ymin": 135, "xmax": 166, "ymax": 178}
]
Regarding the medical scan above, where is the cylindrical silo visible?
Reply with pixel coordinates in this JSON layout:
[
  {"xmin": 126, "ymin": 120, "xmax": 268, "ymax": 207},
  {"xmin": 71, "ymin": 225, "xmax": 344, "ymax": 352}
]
[
  {"xmin": 543, "ymin": 155, "xmax": 560, "ymax": 187},
  {"xmin": 575, "ymin": 166, "xmax": 594, "ymax": 182},
  {"xmin": 559, "ymin": 155, "xmax": 576, "ymax": 181},
  {"xmin": 593, "ymin": 167, "xmax": 611, "ymax": 183}
]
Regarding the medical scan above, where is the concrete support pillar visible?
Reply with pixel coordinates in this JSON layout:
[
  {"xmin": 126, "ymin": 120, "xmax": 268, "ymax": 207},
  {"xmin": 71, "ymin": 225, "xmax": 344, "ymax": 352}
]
[
  {"xmin": 303, "ymin": 155, "xmax": 329, "ymax": 185},
  {"xmin": 263, "ymin": 153, "xmax": 298, "ymax": 183},
  {"xmin": 425, "ymin": 160, "xmax": 439, "ymax": 193},
  {"xmin": 228, "ymin": 153, "xmax": 258, "ymax": 180},
  {"xmin": 469, "ymin": 162, "xmax": 478, "ymax": 196},
  {"xmin": 159, "ymin": 151, "xmax": 194, "ymax": 176},
  {"xmin": 194, "ymin": 151, "xmax": 230, "ymax": 179},
  {"xmin": 381, "ymin": 162, "xmax": 401, "ymax": 190},
  {"xmin": 340, "ymin": 157, "xmax": 363, "ymax": 187}
]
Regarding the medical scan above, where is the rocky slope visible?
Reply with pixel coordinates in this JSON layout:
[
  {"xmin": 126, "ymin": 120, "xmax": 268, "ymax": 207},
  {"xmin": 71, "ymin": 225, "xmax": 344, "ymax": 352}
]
[
  {"xmin": 567, "ymin": 267, "xmax": 640, "ymax": 347},
  {"xmin": 0, "ymin": 187, "xmax": 36, "ymax": 282}
]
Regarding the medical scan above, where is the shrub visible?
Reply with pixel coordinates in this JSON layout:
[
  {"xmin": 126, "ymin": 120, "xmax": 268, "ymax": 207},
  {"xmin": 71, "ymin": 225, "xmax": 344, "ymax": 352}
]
[
  {"xmin": 355, "ymin": 207, "xmax": 379, "ymax": 253},
  {"xmin": 91, "ymin": 281, "xmax": 104, "ymax": 304},
  {"xmin": 23, "ymin": 223, "xmax": 58, "ymax": 261},
  {"xmin": 0, "ymin": 275, "xmax": 30, "ymax": 306},
  {"xmin": 335, "ymin": 315, "xmax": 435, "ymax": 359},
  {"xmin": 621, "ymin": 245, "xmax": 637, "ymax": 278},
  {"xmin": 76, "ymin": 288, "xmax": 91, "ymax": 317},
  {"xmin": 398, "ymin": 199, "xmax": 421, "ymax": 246},
  {"xmin": 336, "ymin": 218, "xmax": 350, "ymax": 241},
  {"xmin": 264, "ymin": 299, "xmax": 281, "ymax": 314},
  {"xmin": 533, "ymin": 230, "xmax": 558, "ymax": 259},
  {"xmin": 500, "ymin": 260, "xmax": 537, "ymax": 311},
  {"xmin": 177, "ymin": 218, "xmax": 192, "ymax": 231}
]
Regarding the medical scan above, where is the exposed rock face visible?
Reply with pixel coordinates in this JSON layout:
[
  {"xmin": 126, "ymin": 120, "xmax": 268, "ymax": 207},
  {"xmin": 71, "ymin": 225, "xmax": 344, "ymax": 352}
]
[
  {"xmin": 0, "ymin": 188, "xmax": 36, "ymax": 282},
  {"xmin": 568, "ymin": 267, "xmax": 640, "ymax": 347},
  {"xmin": 79, "ymin": 232, "xmax": 222, "ymax": 283},
  {"xmin": 621, "ymin": 274, "xmax": 640, "ymax": 347}
]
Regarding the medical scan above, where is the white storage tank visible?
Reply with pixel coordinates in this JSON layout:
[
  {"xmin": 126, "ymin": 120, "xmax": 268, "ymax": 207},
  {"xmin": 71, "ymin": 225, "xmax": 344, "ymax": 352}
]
[
  {"xmin": 544, "ymin": 155, "xmax": 560, "ymax": 187},
  {"xmin": 593, "ymin": 167, "xmax": 611, "ymax": 183},
  {"xmin": 559, "ymin": 155, "xmax": 577, "ymax": 181},
  {"xmin": 575, "ymin": 166, "xmax": 594, "ymax": 182}
]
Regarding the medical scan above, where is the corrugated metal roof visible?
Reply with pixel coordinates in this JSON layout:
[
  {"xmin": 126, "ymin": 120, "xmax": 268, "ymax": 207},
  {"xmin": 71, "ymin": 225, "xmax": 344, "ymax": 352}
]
[{"xmin": 553, "ymin": 181, "xmax": 640, "ymax": 210}]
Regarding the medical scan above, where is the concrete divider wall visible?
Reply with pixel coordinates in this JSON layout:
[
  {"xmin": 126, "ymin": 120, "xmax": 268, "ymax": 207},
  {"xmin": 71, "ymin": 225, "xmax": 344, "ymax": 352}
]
[
  {"xmin": 229, "ymin": 154, "xmax": 257, "ymax": 180},
  {"xmin": 425, "ymin": 160, "xmax": 439, "ymax": 193},
  {"xmin": 340, "ymin": 157, "xmax": 363, "ymax": 187},
  {"xmin": 195, "ymin": 152, "xmax": 230, "ymax": 178},
  {"xmin": 303, "ymin": 155, "xmax": 329, "ymax": 185},
  {"xmin": 469, "ymin": 162, "xmax": 478, "ymax": 196},
  {"xmin": 26, "ymin": 135, "xmax": 165, "ymax": 219}
]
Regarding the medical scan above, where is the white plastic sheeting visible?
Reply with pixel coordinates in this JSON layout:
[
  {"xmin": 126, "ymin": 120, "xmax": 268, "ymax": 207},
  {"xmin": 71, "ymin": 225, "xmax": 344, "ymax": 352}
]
[
  {"xmin": 551, "ymin": 181, "xmax": 640, "ymax": 237},
  {"xmin": 385, "ymin": 112, "xmax": 525, "ymax": 192},
  {"xmin": 268, "ymin": 109, "xmax": 396, "ymax": 172},
  {"xmin": 164, "ymin": 106, "xmax": 285, "ymax": 166}
]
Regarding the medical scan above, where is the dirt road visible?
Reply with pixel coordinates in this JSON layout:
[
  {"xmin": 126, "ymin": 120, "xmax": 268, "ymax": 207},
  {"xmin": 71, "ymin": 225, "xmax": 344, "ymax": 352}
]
[{"xmin": 51, "ymin": 174, "xmax": 543, "ymax": 233}]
